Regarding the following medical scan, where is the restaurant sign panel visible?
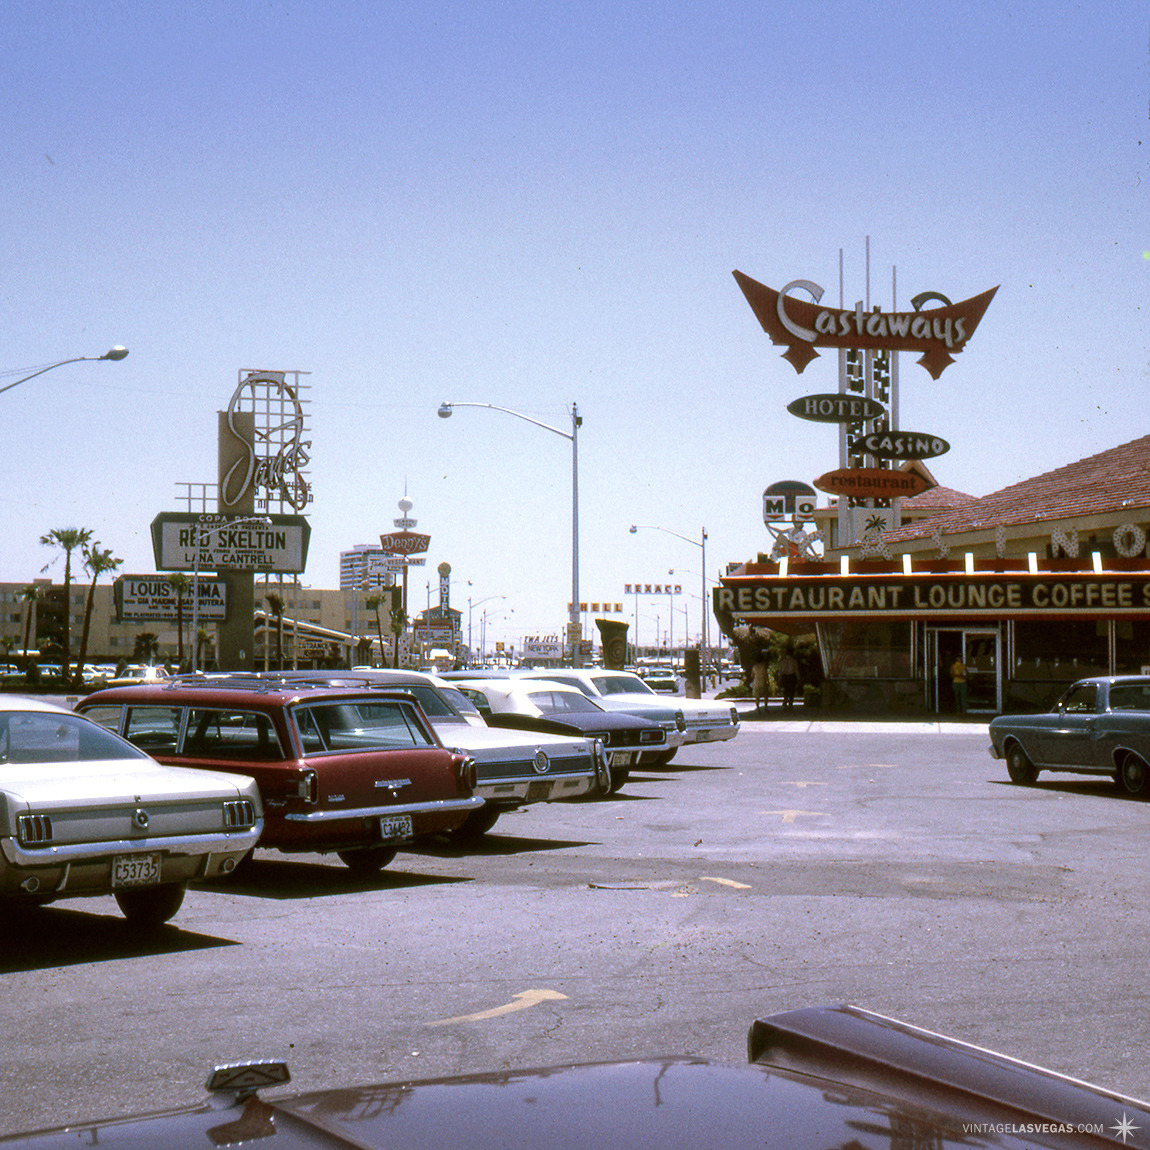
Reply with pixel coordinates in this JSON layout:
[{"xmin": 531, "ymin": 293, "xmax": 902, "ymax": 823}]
[
  {"xmin": 716, "ymin": 573, "xmax": 1150, "ymax": 620},
  {"xmin": 813, "ymin": 469, "xmax": 935, "ymax": 499}
]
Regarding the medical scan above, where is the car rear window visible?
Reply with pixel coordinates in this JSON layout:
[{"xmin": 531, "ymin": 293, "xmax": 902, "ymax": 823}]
[
  {"xmin": 1109, "ymin": 684, "xmax": 1150, "ymax": 711},
  {"xmin": 0, "ymin": 711, "xmax": 148, "ymax": 765},
  {"xmin": 292, "ymin": 700, "xmax": 436, "ymax": 753}
]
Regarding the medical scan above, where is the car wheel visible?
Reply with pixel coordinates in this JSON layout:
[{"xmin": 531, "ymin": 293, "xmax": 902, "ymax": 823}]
[
  {"xmin": 1005, "ymin": 743, "xmax": 1038, "ymax": 785},
  {"xmin": 653, "ymin": 749, "xmax": 677, "ymax": 766},
  {"xmin": 451, "ymin": 805, "xmax": 502, "ymax": 840},
  {"xmin": 114, "ymin": 883, "xmax": 186, "ymax": 927},
  {"xmin": 1118, "ymin": 753, "xmax": 1150, "ymax": 797},
  {"xmin": 336, "ymin": 846, "xmax": 398, "ymax": 874}
]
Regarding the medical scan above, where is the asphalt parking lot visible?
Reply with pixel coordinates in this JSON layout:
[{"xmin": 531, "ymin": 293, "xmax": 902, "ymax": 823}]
[{"xmin": 2, "ymin": 716, "xmax": 1149, "ymax": 1136}]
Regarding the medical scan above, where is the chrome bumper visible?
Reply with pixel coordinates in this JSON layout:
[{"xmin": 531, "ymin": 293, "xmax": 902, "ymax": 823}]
[
  {"xmin": 283, "ymin": 796, "xmax": 484, "ymax": 823},
  {"xmin": 1, "ymin": 824, "xmax": 263, "ymax": 868}
]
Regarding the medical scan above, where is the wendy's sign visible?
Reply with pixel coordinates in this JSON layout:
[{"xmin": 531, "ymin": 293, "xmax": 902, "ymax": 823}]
[{"xmin": 733, "ymin": 270, "xmax": 997, "ymax": 379}]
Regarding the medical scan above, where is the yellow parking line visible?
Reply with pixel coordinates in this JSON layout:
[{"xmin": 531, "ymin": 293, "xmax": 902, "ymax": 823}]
[{"xmin": 428, "ymin": 988, "xmax": 568, "ymax": 1027}]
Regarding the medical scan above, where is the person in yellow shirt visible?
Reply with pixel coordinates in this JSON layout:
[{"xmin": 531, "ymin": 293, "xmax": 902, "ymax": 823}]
[{"xmin": 950, "ymin": 656, "xmax": 968, "ymax": 713}]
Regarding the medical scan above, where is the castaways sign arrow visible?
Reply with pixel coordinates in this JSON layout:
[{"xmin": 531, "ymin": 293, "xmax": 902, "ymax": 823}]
[
  {"xmin": 813, "ymin": 468, "xmax": 936, "ymax": 499},
  {"xmin": 734, "ymin": 270, "xmax": 997, "ymax": 379}
]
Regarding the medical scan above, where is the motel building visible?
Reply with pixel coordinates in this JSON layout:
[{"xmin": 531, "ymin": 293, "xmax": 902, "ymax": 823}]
[{"xmin": 715, "ymin": 434, "xmax": 1150, "ymax": 716}]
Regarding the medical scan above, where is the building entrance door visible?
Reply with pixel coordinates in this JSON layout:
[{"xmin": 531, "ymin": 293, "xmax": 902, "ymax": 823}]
[{"xmin": 928, "ymin": 627, "xmax": 1001, "ymax": 715}]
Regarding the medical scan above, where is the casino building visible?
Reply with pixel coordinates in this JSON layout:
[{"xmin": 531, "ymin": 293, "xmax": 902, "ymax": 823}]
[{"xmin": 716, "ymin": 435, "xmax": 1150, "ymax": 715}]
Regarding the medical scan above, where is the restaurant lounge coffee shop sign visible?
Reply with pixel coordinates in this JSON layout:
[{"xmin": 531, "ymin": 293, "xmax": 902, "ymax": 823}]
[{"xmin": 715, "ymin": 572, "xmax": 1150, "ymax": 621}]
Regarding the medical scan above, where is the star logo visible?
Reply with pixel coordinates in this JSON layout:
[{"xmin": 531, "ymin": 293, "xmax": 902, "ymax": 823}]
[{"xmin": 1111, "ymin": 1112, "xmax": 1140, "ymax": 1143}]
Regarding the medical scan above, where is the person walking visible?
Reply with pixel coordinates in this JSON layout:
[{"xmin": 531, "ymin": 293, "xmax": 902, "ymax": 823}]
[
  {"xmin": 751, "ymin": 653, "xmax": 768, "ymax": 711},
  {"xmin": 778, "ymin": 649, "xmax": 800, "ymax": 710},
  {"xmin": 950, "ymin": 655, "xmax": 968, "ymax": 713}
]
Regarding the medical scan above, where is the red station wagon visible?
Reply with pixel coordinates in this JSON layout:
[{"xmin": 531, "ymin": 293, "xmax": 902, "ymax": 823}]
[{"xmin": 78, "ymin": 678, "xmax": 482, "ymax": 874}]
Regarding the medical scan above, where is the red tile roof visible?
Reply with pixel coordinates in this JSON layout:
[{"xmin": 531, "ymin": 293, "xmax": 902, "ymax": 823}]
[{"xmin": 885, "ymin": 434, "xmax": 1150, "ymax": 541}]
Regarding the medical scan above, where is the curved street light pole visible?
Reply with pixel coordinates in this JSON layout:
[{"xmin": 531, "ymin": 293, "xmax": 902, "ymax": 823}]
[
  {"xmin": 0, "ymin": 346, "xmax": 128, "ymax": 397},
  {"xmin": 630, "ymin": 523, "xmax": 709, "ymax": 680},
  {"xmin": 439, "ymin": 400, "xmax": 582, "ymax": 667}
]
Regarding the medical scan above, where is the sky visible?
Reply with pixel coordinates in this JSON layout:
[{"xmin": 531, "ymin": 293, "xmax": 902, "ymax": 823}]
[{"xmin": 2, "ymin": 0, "xmax": 1147, "ymax": 653}]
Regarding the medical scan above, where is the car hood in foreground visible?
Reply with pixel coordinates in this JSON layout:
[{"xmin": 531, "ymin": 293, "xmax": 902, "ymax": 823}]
[{"xmin": 6, "ymin": 1005, "xmax": 1147, "ymax": 1149}]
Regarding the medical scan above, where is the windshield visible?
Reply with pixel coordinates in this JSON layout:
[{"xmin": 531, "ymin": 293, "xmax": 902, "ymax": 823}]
[
  {"xmin": 592, "ymin": 673, "xmax": 655, "ymax": 696},
  {"xmin": 292, "ymin": 700, "xmax": 437, "ymax": 753},
  {"xmin": 0, "ymin": 711, "xmax": 149, "ymax": 765},
  {"xmin": 403, "ymin": 684, "xmax": 483, "ymax": 720}
]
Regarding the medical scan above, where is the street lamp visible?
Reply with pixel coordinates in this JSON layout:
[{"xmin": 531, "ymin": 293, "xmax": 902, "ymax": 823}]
[
  {"xmin": 0, "ymin": 346, "xmax": 128, "ymax": 397},
  {"xmin": 630, "ymin": 523, "xmax": 709, "ymax": 680},
  {"xmin": 438, "ymin": 400, "xmax": 583, "ymax": 666},
  {"xmin": 190, "ymin": 515, "xmax": 272, "ymax": 672},
  {"xmin": 468, "ymin": 594, "xmax": 506, "ymax": 666}
]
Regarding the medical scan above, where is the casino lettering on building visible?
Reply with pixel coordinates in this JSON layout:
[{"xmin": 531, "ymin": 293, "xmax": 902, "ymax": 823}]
[{"xmin": 715, "ymin": 435, "xmax": 1150, "ymax": 715}]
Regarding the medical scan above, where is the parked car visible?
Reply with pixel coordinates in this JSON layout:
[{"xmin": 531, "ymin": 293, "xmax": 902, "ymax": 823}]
[
  {"xmin": 104, "ymin": 664, "xmax": 170, "ymax": 688},
  {"xmin": 989, "ymin": 675, "xmax": 1150, "ymax": 795},
  {"xmin": 517, "ymin": 668, "xmax": 739, "ymax": 762},
  {"xmin": 448, "ymin": 677, "xmax": 668, "ymax": 792},
  {"xmin": 637, "ymin": 665, "xmax": 682, "ymax": 693},
  {"xmin": 77, "ymin": 678, "xmax": 481, "ymax": 873},
  {"xmin": 5, "ymin": 1003, "xmax": 1147, "ymax": 1148},
  {"xmin": 0, "ymin": 696, "xmax": 262, "ymax": 927},
  {"xmin": 246, "ymin": 671, "xmax": 609, "ymax": 836}
]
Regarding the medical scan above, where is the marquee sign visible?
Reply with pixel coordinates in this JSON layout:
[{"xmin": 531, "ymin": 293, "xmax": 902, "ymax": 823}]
[
  {"xmin": 115, "ymin": 574, "xmax": 226, "ymax": 622},
  {"xmin": 733, "ymin": 270, "xmax": 998, "ymax": 379},
  {"xmin": 813, "ymin": 469, "xmax": 935, "ymax": 499},
  {"xmin": 716, "ymin": 573, "xmax": 1150, "ymax": 621},
  {"xmin": 151, "ymin": 513, "xmax": 311, "ymax": 573},
  {"xmin": 786, "ymin": 394, "xmax": 886, "ymax": 423}
]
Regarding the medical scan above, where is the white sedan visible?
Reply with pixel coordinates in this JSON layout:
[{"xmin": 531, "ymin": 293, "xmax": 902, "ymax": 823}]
[
  {"xmin": 518, "ymin": 669, "xmax": 740, "ymax": 761},
  {"xmin": 0, "ymin": 697, "xmax": 262, "ymax": 928}
]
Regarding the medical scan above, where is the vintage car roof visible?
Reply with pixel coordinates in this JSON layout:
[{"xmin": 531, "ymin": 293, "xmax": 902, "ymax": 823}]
[
  {"xmin": 82, "ymin": 678, "xmax": 430, "ymax": 710},
  {"xmin": 6, "ymin": 1005, "xmax": 1144, "ymax": 1149},
  {"xmin": 0, "ymin": 695, "xmax": 73, "ymax": 715}
]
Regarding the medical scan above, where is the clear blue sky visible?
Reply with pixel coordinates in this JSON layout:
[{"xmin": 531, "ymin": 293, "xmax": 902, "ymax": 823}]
[{"xmin": 3, "ymin": 1, "xmax": 1146, "ymax": 651}]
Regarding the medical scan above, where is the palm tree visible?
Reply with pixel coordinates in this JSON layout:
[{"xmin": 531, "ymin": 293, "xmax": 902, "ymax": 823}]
[
  {"xmin": 167, "ymin": 573, "xmax": 191, "ymax": 668},
  {"xmin": 133, "ymin": 632, "xmax": 160, "ymax": 663},
  {"xmin": 40, "ymin": 526, "xmax": 93, "ymax": 681},
  {"xmin": 265, "ymin": 592, "xmax": 284, "ymax": 667},
  {"xmin": 19, "ymin": 584, "xmax": 40, "ymax": 662},
  {"xmin": 75, "ymin": 543, "xmax": 122, "ymax": 684},
  {"xmin": 365, "ymin": 595, "xmax": 388, "ymax": 667}
]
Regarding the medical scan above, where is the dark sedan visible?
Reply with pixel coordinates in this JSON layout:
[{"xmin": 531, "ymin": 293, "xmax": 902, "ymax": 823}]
[
  {"xmin": 989, "ymin": 675, "xmax": 1150, "ymax": 795},
  {"xmin": 447, "ymin": 677, "xmax": 669, "ymax": 792},
  {"xmin": 5, "ymin": 1004, "xmax": 1146, "ymax": 1148}
]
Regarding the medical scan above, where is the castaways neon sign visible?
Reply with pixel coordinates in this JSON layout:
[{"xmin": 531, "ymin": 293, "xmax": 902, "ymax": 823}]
[{"xmin": 733, "ymin": 270, "xmax": 997, "ymax": 379}]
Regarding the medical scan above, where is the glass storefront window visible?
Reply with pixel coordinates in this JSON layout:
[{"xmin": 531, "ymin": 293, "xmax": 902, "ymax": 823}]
[
  {"xmin": 817, "ymin": 620, "xmax": 912, "ymax": 678},
  {"xmin": 1012, "ymin": 619, "xmax": 1108, "ymax": 681},
  {"xmin": 1114, "ymin": 620, "xmax": 1150, "ymax": 674}
]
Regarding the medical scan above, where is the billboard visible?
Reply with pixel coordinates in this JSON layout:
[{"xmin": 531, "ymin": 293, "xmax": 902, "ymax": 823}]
[
  {"xmin": 115, "ymin": 575, "xmax": 226, "ymax": 622},
  {"xmin": 151, "ymin": 513, "xmax": 311, "ymax": 573}
]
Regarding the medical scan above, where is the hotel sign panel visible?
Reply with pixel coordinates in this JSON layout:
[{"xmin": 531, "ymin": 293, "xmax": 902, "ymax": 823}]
[{"xmin": 715, "ymin": 574, "xmax": 1150, "ymax": 620}]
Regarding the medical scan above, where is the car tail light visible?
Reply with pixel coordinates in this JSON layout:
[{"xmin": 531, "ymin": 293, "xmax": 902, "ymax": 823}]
[
  {"xmin": 297, "ymin": 770, "xmax": 318, "ymax": 804},
  {"xmin": 17, "ymin": 814, "xmax": 52, "ymax": 846},
  {"xmin": 675, "ymin": 711, "xmax": 686, "ymax": 732},
  {"xmin": 222, "ymin": 799, "xmax": 257, "ymax": 829},
  {"xmin": 454, "ymin": 755, "xmax": 478, "ymax": 793},
  {"xmin": 640, "ymin": 729, "xmax": 662, "ymax": 744}
]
